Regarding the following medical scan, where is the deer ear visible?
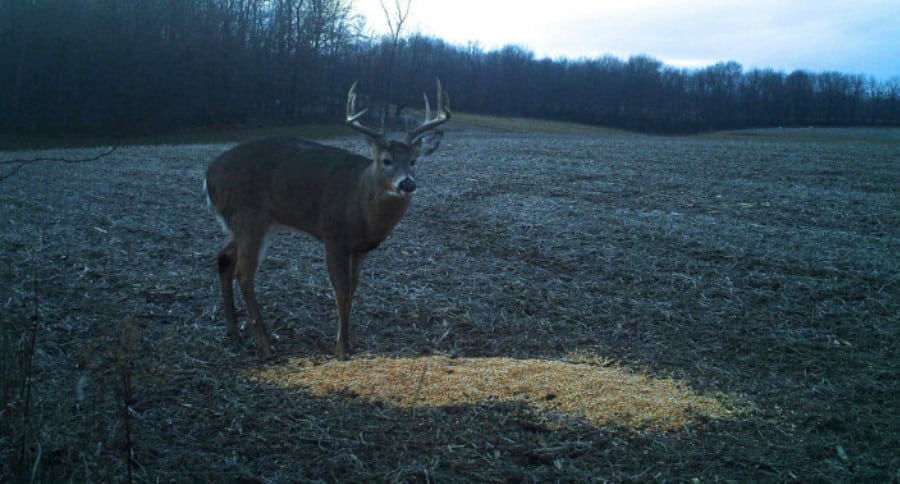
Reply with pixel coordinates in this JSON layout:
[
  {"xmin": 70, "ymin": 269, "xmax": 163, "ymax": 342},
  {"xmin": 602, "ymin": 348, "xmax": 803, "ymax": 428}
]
[{"xmin": 415, "ymin": 131, "xmax": 444, "ymax": 156}]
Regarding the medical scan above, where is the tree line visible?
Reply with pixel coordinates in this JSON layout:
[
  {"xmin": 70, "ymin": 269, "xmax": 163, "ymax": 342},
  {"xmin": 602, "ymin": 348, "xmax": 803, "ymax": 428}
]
[{"xmin": 2, "ymin": 0, "xmax": 898, "ymax": 137}]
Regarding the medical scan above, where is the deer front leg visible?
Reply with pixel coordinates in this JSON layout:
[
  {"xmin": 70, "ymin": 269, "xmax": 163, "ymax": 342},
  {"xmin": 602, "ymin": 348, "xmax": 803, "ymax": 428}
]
[
  {"xmin": 326, "ymin": 245, "xmax": 356, "ymax": 360},
  {"xmin": 350, "ymin": 252, "xmax": 367, "ymax": 300}
]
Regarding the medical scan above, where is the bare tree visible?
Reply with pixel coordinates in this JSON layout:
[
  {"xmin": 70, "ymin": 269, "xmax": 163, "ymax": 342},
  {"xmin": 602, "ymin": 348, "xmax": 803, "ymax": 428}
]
[
  {"xmin": 1, "ymin": 1, "xmax": 898, "ymax": 136},
  {"xmin": 378, "ymin": 0, "xmax": 411, "ymax": 124}
]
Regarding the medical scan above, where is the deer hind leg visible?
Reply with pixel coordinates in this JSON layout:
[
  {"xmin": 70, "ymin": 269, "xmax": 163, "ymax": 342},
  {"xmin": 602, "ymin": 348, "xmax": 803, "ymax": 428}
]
[
  {"xmin": 231, "ymin": 217, "xmax": 272, "ymax": 359},
  {"xmin": 217, "ymin": 240, "xmax": 239, "ymax": 339},
  {"xmin": 237, "ymin": 240, "xmax": 272, "ymax": 359}
]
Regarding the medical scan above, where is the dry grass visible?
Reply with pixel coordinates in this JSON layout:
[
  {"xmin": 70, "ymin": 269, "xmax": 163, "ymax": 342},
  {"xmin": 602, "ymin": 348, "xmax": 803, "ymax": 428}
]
[
  {"xmin": 1, "ymin": 121, "xmax": 898, "ymax": 481},
  {"xmin": 450, "ymin": 112, "xmax": 632, "ymax": 136}
]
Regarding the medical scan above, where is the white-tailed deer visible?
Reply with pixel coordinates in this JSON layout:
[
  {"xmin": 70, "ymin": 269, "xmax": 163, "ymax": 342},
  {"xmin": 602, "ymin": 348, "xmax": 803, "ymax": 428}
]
[{"xmin": 205, "ymin": 80, "xmax": 450, "ymax": 360}]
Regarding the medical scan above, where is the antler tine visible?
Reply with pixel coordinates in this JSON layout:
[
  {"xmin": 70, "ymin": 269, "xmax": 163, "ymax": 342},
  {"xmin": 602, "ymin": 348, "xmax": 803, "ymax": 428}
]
[
  {"xmin": 346, "ymin": 82, "xmax": 364, "ymax": 121},
  {"xmin": 346, "ymin": 81, "xmax": 383, "ymax": 140},
  {"xmin": 407, "ymin": 78, "xmax": 451, "ymax": 143}
]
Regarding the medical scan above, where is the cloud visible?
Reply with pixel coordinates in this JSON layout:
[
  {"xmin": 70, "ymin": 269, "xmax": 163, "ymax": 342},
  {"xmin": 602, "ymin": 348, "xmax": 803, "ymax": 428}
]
[{"xmin": 356, "ymin": 0, "xmax": 900, "ymax": 78}]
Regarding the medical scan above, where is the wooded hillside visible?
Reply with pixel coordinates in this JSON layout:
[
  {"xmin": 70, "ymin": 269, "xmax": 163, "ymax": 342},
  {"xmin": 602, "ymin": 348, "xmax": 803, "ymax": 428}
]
[{"xmin": 2, "ymin": 0, "xmax": 898, "ymax": 136}]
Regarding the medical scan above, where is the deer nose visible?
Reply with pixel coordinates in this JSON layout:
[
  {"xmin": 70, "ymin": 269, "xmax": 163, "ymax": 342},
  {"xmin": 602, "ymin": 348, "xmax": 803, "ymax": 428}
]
[{"xmin": 398, "ymin": 177, "xmax": 416, "ymax": 193}]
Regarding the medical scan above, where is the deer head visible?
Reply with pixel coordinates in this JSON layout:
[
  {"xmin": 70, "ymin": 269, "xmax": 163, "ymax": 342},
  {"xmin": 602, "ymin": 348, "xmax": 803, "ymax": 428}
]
[{"xmin": 346, "ymin": 79, "xmax": 451, "ymax": 195}]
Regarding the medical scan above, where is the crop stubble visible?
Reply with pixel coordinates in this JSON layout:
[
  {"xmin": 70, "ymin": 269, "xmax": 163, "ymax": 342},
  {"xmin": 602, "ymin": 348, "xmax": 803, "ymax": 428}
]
[{"xmin": 1, "ymin": 127, "xmax": 897, "ymax": 481}]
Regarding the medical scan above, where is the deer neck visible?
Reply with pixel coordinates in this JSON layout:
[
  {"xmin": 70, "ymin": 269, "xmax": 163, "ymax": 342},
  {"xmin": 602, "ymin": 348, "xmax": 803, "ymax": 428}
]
[{"xmin": 358, "ymin": 165, "xmax": 411, "ymax": 242}]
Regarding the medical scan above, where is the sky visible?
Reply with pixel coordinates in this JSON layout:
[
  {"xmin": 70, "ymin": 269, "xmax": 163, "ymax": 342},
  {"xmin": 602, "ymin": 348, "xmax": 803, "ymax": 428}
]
[{"xmin": 353, "ymin": 0, "xmax": 900, "ymax": 80}]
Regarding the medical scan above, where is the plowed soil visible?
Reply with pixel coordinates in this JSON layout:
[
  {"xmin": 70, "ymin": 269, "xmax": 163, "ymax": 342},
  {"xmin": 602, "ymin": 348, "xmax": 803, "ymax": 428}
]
[{"xmin": 2, "ymin": 124, "xmax": 898, "ymax": 481}]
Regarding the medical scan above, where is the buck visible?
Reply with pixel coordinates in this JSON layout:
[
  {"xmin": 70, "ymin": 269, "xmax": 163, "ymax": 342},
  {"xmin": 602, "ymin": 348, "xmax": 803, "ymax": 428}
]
[{"xmin": 205, "ymin": 80, "xmax": 450, "ymax": 360}]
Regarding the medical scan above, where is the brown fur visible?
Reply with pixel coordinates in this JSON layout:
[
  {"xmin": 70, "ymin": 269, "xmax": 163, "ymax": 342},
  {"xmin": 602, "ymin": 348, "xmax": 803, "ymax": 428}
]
[{"xmin": 205, "ymin": 135, "xmax": 439, "ymax": 360}]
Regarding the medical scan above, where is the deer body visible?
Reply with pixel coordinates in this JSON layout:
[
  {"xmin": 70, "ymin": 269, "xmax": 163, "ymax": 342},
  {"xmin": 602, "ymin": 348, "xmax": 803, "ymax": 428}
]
[
  {"xmin": 206, "ymin": 81, "xmax": 449, "ymax": 360},
  {"xmin": 207, "ymin": 138, "xmax": 410, "ymax": 251}
]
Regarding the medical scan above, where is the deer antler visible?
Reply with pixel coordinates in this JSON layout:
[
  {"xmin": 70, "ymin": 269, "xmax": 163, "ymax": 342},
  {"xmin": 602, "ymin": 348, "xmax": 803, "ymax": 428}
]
[
  {"xmin": 346, "ymin": 81, "xmax": 385, "ymax": 141},
  {"xmin": 407, "ymin": 78, "xmax": 451, "ymax": 144}
]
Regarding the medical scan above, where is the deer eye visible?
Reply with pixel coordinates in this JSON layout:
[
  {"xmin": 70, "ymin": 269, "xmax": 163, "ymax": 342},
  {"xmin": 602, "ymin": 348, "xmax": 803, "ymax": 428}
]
[{"xmin": 381, "ymin": 158, "xmax": 392, "ymax": 166}]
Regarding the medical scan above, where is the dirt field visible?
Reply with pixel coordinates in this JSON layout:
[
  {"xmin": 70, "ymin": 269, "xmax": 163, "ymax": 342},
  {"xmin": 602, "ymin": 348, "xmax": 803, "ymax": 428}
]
[{"xmin": 2, "ymin": 122, "xmax": 898, "ymax": 481}]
